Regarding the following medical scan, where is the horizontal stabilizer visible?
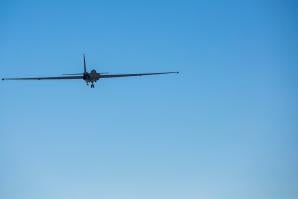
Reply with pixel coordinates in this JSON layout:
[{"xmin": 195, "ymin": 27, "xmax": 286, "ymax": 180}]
[{"xmin": 62, "ymin": 73, "xmax": 84, "ymax": 75}]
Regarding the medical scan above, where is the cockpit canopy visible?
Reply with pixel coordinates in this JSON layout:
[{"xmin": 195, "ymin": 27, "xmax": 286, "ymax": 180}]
[{"xmin": 91, "ymin": 69, "xmax": 97, "ymax": 74}]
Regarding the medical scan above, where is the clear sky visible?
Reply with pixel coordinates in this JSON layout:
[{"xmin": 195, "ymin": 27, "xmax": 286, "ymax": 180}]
[{"xmin": 0, "ymin": 0, "xmax": 297, "ymax": 199}]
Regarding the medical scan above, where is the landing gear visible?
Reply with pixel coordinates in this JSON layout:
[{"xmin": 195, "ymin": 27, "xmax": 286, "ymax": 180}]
[{"xmin": 86, "ymin": 80, "xmax": 95, "ymax": 88}]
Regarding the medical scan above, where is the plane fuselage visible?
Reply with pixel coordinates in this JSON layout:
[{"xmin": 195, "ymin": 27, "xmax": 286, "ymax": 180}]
[{"xmin": 83, "ymin": 69, "xmax": 100, "ymax": 84}]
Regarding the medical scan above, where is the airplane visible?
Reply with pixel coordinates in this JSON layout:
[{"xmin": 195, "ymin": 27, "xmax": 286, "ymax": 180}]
[{"xmin": 2, "ymin": 55, "xmax": 179, "ymax": 88}]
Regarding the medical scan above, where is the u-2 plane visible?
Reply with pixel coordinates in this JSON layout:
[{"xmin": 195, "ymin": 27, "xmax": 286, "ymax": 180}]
[{"xmin": 2, "ymin": 55, "xmax": 179, "ymax": 88}]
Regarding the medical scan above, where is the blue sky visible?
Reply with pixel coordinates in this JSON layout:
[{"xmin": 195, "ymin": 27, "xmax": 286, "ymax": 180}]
[{"xmin": 0, "ymin": 0, "xmax": 297, "ymax": 199}]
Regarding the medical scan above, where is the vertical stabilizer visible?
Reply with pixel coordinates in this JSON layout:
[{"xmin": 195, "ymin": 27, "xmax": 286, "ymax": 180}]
[{"xmin": 83, "ymin": 54, "xmax": 87, "ymax": 73}]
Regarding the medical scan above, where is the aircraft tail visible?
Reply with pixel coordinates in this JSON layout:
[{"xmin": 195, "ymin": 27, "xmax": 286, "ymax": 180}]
[{"xmin": 83, "ymin": 54, "xmax": 87, "ymax": 73}]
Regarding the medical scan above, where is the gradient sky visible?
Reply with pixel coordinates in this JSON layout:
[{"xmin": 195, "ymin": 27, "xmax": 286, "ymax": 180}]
[{"xmin": 0, "ymin": 0, "xmax": 297, "ymax": 199}]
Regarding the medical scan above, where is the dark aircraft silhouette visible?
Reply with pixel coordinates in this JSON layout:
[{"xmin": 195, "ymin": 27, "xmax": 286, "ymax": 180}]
[{"xmin": 2, "ymin": 55, "xmax": 179, "ymax": 88}]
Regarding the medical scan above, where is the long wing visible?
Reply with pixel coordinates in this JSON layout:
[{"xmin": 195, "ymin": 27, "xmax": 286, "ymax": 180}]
[
  {"xmin": 2, "ymin": 75, "xmax": 83, "ymax": 81},
  {"xmin": 100, "ymin": 71, "xmax": 179, "ymax": 78}
]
